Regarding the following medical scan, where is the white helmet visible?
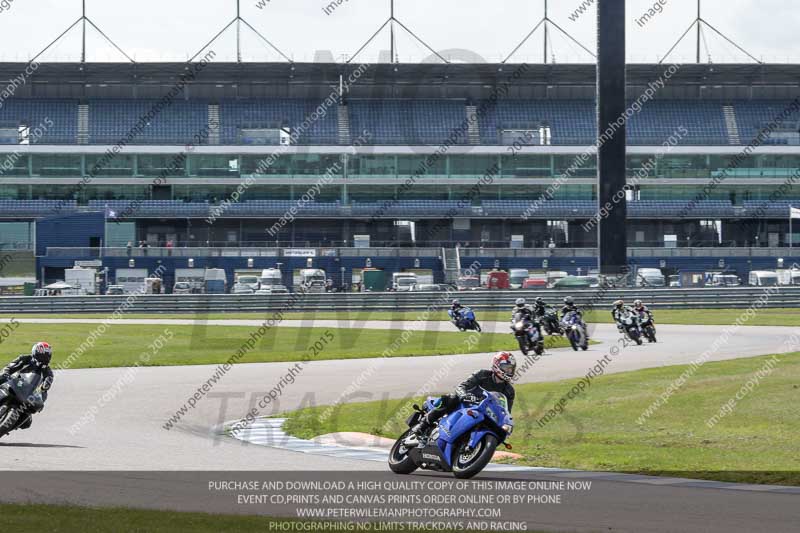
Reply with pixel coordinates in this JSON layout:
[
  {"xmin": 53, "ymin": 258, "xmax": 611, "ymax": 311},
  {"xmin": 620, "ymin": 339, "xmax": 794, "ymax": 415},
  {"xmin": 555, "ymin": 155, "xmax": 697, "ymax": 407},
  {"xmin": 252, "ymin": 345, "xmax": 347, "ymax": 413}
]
[{"xmin": 515, "ymin": 298, "xmax": 526, "ymax": 307}]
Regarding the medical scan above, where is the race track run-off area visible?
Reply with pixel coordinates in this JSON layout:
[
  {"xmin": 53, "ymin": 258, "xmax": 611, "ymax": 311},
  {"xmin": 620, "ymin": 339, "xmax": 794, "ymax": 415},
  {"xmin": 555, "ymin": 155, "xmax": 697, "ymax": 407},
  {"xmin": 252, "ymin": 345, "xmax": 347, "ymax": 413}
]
[{"xmin": 0, "ymin": 320, "xmax": 799, "ymax": 532}]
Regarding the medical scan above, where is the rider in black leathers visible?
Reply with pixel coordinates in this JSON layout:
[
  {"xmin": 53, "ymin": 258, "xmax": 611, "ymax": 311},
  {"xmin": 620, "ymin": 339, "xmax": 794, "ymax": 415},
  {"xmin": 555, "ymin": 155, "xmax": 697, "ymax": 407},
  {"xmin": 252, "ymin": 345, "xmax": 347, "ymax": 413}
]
[
  {"xmin": 410, "ymin": 352, "xmax": 516, "ymax": 438},
  {"xmin": 534, "ymin": 297, "xmax": 549, "ymax": 317},
  {"xmin": 0, "ymin": 342, "xmax": 54, "ymax": 430}
]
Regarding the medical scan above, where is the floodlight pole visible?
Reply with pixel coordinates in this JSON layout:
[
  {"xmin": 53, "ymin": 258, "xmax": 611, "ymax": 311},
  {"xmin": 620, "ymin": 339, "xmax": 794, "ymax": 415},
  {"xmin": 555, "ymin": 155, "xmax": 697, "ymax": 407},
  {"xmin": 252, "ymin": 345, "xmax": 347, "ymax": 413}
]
[
  {"xmin": 348, "ymin": 0, "xmax": 448, "ymax": 63},
  {"xmin": 660, "ymin": 0, "xmax": 761, "ymax": 64},
  {"xmin": 30, "ymin": 0, "xmax": 135, "ymax": 64},
  {"xmin": 503, "ymin": 0, "xmax": 595, "ymax": 63},
  {"xmin": 189, "ymin": 0, "xmax": 291, "ymax": 63}
]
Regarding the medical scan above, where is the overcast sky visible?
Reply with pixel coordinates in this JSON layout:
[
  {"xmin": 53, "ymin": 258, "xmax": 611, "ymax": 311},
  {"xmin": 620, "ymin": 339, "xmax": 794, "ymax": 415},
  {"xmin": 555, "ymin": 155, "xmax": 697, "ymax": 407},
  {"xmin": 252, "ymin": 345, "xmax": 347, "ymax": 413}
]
[{"xmin": 0, "ymin": 0, "xmax": 798, "ymax": 63}]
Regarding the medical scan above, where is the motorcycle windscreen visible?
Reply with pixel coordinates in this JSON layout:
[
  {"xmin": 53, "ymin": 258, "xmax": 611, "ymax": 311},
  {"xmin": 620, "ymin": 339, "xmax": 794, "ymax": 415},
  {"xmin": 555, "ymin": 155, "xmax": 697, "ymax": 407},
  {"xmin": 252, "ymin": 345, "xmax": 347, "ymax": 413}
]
[{"xmin": 9, "ymin": 372, "xmax": 43, "ymax": 405}]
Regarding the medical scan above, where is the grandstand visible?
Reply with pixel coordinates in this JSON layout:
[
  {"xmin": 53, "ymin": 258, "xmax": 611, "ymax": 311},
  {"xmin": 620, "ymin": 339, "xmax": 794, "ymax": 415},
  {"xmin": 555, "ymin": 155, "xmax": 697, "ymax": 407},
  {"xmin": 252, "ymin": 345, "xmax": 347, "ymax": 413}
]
[{"xmin": 0, "ymin": 62, "xmax": 799, "ymax": 286}]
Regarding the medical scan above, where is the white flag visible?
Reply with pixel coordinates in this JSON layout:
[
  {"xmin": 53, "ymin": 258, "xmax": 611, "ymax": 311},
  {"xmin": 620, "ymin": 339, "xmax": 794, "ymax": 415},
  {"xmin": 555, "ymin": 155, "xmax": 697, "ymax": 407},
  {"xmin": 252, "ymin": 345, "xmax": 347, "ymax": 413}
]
[{"xmin": 792, "ymin": 207, "xmax": 800, "ymax": 220}]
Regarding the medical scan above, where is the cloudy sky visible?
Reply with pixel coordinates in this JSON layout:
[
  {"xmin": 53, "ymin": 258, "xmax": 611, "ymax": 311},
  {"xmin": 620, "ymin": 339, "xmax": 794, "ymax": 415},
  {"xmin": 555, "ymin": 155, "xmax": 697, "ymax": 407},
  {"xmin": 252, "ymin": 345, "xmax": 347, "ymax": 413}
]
[{"xmin": 0, "ymin": 0, "xmax": 797, "ymax": 63}]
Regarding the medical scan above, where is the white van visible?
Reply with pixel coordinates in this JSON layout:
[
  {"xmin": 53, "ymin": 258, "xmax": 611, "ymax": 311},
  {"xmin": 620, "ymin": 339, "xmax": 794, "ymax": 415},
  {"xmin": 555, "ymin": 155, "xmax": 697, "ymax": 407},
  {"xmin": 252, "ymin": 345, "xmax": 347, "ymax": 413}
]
[
  {"xmin": 392, "ymin": 272, "xmax": 418, "ymax": 291},
  {"xmin": 509, "ymin": 269, "xmax": 530, "ymax": 289},
  {"xmin": 748, "ymin": 270, "xmax": 779, "ymax": 287},
  {"xmin": 636, "ymin": 268, "xmax": 666, "ymax": 287}
]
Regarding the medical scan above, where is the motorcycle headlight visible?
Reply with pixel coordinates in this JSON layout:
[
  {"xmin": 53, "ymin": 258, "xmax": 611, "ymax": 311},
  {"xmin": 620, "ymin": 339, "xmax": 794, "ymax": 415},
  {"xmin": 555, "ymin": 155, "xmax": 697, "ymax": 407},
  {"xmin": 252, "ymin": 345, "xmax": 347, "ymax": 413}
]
[
  {"xmin": 502, "ymin": 424, "xmax": 513, "ymax": 435},
  {"xmin": 515, "ymin": 321, "xmax": 524, "ymax": 330}
]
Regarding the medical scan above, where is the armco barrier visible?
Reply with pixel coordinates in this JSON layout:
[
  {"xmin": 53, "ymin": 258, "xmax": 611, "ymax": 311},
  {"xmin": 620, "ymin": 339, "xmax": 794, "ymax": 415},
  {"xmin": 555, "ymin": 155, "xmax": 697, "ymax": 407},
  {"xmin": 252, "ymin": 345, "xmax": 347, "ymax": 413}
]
[{"xmin": 0, "ymin": 287, "xmax": 795, "ymax": 314}]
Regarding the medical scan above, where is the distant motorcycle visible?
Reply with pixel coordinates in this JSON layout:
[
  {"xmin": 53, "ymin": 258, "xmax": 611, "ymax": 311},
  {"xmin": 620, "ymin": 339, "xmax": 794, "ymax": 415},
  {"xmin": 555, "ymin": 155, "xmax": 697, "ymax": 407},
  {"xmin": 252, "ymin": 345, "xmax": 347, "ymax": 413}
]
[
  {"xmin": 389, "ymin": 390, "xmax": 513, "ymax": 479},
  {"xmin": 620, "ymin": 310, "xmax": 643, "ymax": 345},
  {"xmin": 0, "ymin": 371, "xmax": 45, "ymax": 438},
  {"xmin": 561, "ymin": 311, "xmax": 589, "ymax": 351},
  {"xmin": 638, "ymin": 311, "xmax": 657, "ymax": 343},
  {"xmin": 511, "ymin": 312, "xmax": 544, "ymax": 356},
  {"xmin": 539, "ymin": 308, "xmax": 563, "ymax": 336},
  {"xmin": 448, "ymin": 307, "xmax": 482, "ymax": 332}
]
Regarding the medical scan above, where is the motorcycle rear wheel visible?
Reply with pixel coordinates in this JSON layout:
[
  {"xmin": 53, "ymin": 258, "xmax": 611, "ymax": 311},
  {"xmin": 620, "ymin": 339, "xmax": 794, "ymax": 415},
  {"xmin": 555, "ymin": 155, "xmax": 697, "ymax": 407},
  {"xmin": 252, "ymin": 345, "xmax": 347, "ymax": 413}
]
[
  {"xmin": 452, "ymin": 434, "xmax": 499, "ymax": 479},
  {"xmin": 388, "ymin": 430, "xmax": 419, "ymax": 475}
]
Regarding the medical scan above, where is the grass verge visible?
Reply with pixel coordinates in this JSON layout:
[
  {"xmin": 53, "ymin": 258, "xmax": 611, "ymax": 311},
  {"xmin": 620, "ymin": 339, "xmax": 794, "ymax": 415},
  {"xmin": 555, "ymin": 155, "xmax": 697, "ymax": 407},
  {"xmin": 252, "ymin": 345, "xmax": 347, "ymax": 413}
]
[
  {"xmin": 282, "ymin": 352, "xmax": 800, "ymax": 486},
  {"xmin": 3, "ymin": 308, "xmax": 800, "ymax": 326},
  {"xmin": 0, "ymin": 322, "xmax": 573, "ymax": 369}
]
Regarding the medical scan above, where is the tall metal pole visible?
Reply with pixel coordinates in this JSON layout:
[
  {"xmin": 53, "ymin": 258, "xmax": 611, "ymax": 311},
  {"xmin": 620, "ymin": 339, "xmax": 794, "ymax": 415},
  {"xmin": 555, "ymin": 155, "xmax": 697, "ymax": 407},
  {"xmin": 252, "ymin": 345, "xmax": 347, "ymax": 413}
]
[
  {"xmin": 81, "ymin": 0, "xmax": 86, "ymax": 63},
  {"xmin": 543, "ymin": 0, "xmax": 548, "ymax": 64},
  {"xmin": 597, "ymin": 0, "xmax": 628, "ymax": 276},
  {"xmin": 236, "ymin": 0, "xmax": 242, "ymax": 63},
  {"xmin": 389, "ymin": 0, "xmax": 395, "ymax": 63},
  {"xmin": 696, "ymin": 0, "xmax": 701, "ymax": 64}
]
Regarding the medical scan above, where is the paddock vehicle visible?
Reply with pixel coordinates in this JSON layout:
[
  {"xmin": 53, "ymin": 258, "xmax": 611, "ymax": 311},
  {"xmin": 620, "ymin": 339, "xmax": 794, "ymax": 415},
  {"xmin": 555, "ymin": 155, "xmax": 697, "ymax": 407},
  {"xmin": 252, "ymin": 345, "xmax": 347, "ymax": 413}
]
[
  {"xmin": 392, "ymin": 272, "xmax": 418, "ymax": 292},
  {"xmin": 748, "ymin": 270, "xmax": 778, "ymax": 287},
  {"xmin": 639, "ymin": 311, "xmax": 657, "ymax": 343},
  {"xmin": 0, "ymin": 371, "xmax": 45, "ymax": 438},
  {"xmin": 561, "ymin": 311, "xmax": 588, "ymax": 351},
  {"xmin": 509, "ymin": 269, "xmax": 530, "ymax": 289},
  {"xmin": 636, "ymin": 268, "xmax": 666, "ymax": 288},
  {"xmin": 389, "ymin": 390, "xmax": 513, "ymax": 479},
  {"xmin": 448, "ymin": 307, "xmax": 481, "ymax": 332},
  {"xmin": 620, "ymin": 310, "xmax": 643, "ymax": 345}
]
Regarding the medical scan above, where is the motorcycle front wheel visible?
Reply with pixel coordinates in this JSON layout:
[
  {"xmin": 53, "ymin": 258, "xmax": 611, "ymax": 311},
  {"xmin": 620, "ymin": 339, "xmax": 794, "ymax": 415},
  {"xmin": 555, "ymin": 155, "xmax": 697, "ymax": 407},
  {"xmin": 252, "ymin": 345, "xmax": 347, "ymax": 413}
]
[
  {"xmin": 452, "ymin": 434, "xmax": 498, "ymax": 479},
  {"xmin": 569, "ymin": 332, "xmax": 579, "ymax": 351},
  {"xmin": 474, "ymin": 322, "xmax": 482, "ymax": 332},
  {"xmin": 0, "ymin": 405, "xmax": 20, "ymax": 438},
  {"xmin": 516, "ymin": 336, "xmax": 529, "ymax": 356},
  {"xmin": 388, "ymin": 430, "xmax": 419, "ymax": 475}
]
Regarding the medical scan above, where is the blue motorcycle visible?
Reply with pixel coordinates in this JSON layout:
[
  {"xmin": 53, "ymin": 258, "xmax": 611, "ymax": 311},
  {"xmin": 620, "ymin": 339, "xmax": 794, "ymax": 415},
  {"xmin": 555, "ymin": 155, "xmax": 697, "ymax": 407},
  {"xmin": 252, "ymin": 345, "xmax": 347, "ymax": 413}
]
[
  {"xmin": 448, "ymin": 307, "xmax": 482, "ymax": 332},
  {"xmin": 561, "ymin": 311, "xmax": 589, "ymax": 351},
  {"xmin": 388, "ymin": 390, "xmax": 513, "ymax": 479}
]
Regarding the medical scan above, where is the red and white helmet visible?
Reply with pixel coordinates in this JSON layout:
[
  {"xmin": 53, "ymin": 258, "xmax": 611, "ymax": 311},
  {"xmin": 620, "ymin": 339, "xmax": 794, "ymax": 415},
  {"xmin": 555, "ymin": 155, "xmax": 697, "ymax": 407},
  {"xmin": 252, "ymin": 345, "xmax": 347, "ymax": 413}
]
[
  {"xmin": 31, "ymin": 342, "xmax": 52, "ymax": 367},
  {"xmin": 491, "ymin": 351, "xmax": 516, "ymax": 382}
]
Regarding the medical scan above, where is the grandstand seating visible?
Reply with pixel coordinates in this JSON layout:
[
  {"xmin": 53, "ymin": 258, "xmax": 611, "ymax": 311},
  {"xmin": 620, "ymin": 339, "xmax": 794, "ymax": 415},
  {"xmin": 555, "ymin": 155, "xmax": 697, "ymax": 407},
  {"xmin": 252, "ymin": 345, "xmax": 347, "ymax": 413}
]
[
  {"xmin": 348, "ymin": 99, "xmax": 469, "ymax": 145},
  {"xmin": 742, "ymin": 200, "xmax": 800, "ymax": 217},
  {"xmin": 0, "ymin": 97, "xmax": 795, "ymax": 146},
  {"xmin": 88, "ymin": 200, "xmax": 210, "ymax": 218},
  {"xmin": 218, "ymin": 99, "xmax": 339, "ymax": 145},
  {"xmin": 0, "ymin": 199, "xmax": 77, "ymax": 215},
  {"xmin": 732, "ymin": 100, "xmax": 800, "ymax": 145},
  {"xmin": 0, "ymin": 99, "xmax": 78, "ymax": 144},
  {"xmin": 88, "ymin": 100, "xmax": 208, "ymax": 145}
]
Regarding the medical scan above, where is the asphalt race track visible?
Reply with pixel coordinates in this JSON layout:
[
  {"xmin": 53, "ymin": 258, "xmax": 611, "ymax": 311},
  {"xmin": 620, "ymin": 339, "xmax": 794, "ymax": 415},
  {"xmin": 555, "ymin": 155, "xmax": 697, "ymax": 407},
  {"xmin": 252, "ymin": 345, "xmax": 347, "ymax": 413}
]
[{"xmin": 0, "ymin": 320, "xmax": 798, "ymax": 532}]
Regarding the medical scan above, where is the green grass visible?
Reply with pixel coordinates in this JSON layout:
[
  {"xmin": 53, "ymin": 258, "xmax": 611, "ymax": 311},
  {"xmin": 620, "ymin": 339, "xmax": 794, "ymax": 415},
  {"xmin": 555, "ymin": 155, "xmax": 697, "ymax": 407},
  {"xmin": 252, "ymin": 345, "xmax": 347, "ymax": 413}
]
[
  {"xmin": 283, "ymin": 351, "xmax": 800, "ymax": 486},
  {"xmin": 0, "ymin": 321, "xmax": 574, "ymax": 369},
  {"xmin": 4, "ymin": 307, "xmax": 800, "ymax": 326}
]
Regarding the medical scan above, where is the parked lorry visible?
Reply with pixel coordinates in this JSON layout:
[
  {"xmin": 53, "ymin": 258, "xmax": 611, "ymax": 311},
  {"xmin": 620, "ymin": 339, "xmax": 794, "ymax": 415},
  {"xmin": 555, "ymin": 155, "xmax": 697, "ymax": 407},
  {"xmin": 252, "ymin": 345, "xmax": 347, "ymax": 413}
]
[
  {"xmin": 636, "ymin": 267, "xmax": 666, "ymax": 287},
  {"xmin": 485, "ymin": 270, "xmax": 510, "ymax": 290},
  {"xmin": 174, "ymin": 268, "xmax": 205, "ymax": 294},
  {"xmin": 233, "ymin": 271, "xmax": 261, "ymax": 294},
  {"xmin": 260, "ymin": 268, "xmax": 284, "ymax": 290},
  {"xmin": 204, "ymin": 268, "xmax": 228, "ymax": 294},
  {"xmin": 749, "ymin": 270, "xmax": 779, "ymax": 287},
  {"xmin": 299, "ymin": 268, "xmax": 327, "ymax": 293},
  {"xmin": 114, "ymin": 268, "xmax": 148, "ymax": 294},
  {"xmin": 776, "ymin": 268, "xmax": 800, "ymax": 286},
  {"xmin": 392, "ymin": 272, "xmax": 418, "ymax": 291},
  {"xmin": 509, "ymin": 269, "xmax": 530, "ymax": 289},
  {"xmin": 64, "ymin": 267, "xmax": 98, "ymax": 295}
]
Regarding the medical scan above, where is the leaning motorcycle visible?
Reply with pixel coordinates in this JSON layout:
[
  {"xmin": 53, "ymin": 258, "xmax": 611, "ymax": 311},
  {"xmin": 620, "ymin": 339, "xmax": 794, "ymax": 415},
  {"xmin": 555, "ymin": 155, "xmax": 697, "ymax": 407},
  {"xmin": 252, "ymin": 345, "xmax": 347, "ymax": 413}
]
[
  {"xmin": 561, "ymin": 311, "xmax": 589, "ymax": 351},
  {"xmin": 620, "ymin": 310, "xmax": 643, "ymax": 345},
  {"xmin": 511, "ymin": 312, "xmax": 544, "ymax": 356},
  {"xmin": 448, "ymin": 308, "xmax": 482, "ymax": 332},
  {"xmin": 638, "ymin": 312, "xmax": 657, "ymax": 343},
  {"xmin": 389, "ymin": 390, "xmax": 513, "ymax": 479},
  {"xmin": 0, "ymin": 371, "xmax": 45, "ymax": 438},
  {"xmin": 540, "ymin": 308, "xmax": 563, "ymax": 336}
]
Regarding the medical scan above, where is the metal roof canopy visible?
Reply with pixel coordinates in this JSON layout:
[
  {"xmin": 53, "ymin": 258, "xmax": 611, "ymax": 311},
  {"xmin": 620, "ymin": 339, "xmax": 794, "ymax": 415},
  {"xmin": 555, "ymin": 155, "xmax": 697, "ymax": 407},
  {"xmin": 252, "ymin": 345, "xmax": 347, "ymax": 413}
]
[{"xmin": 0, "ymin": 62, "xmax": 798, "ymax": 94}]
